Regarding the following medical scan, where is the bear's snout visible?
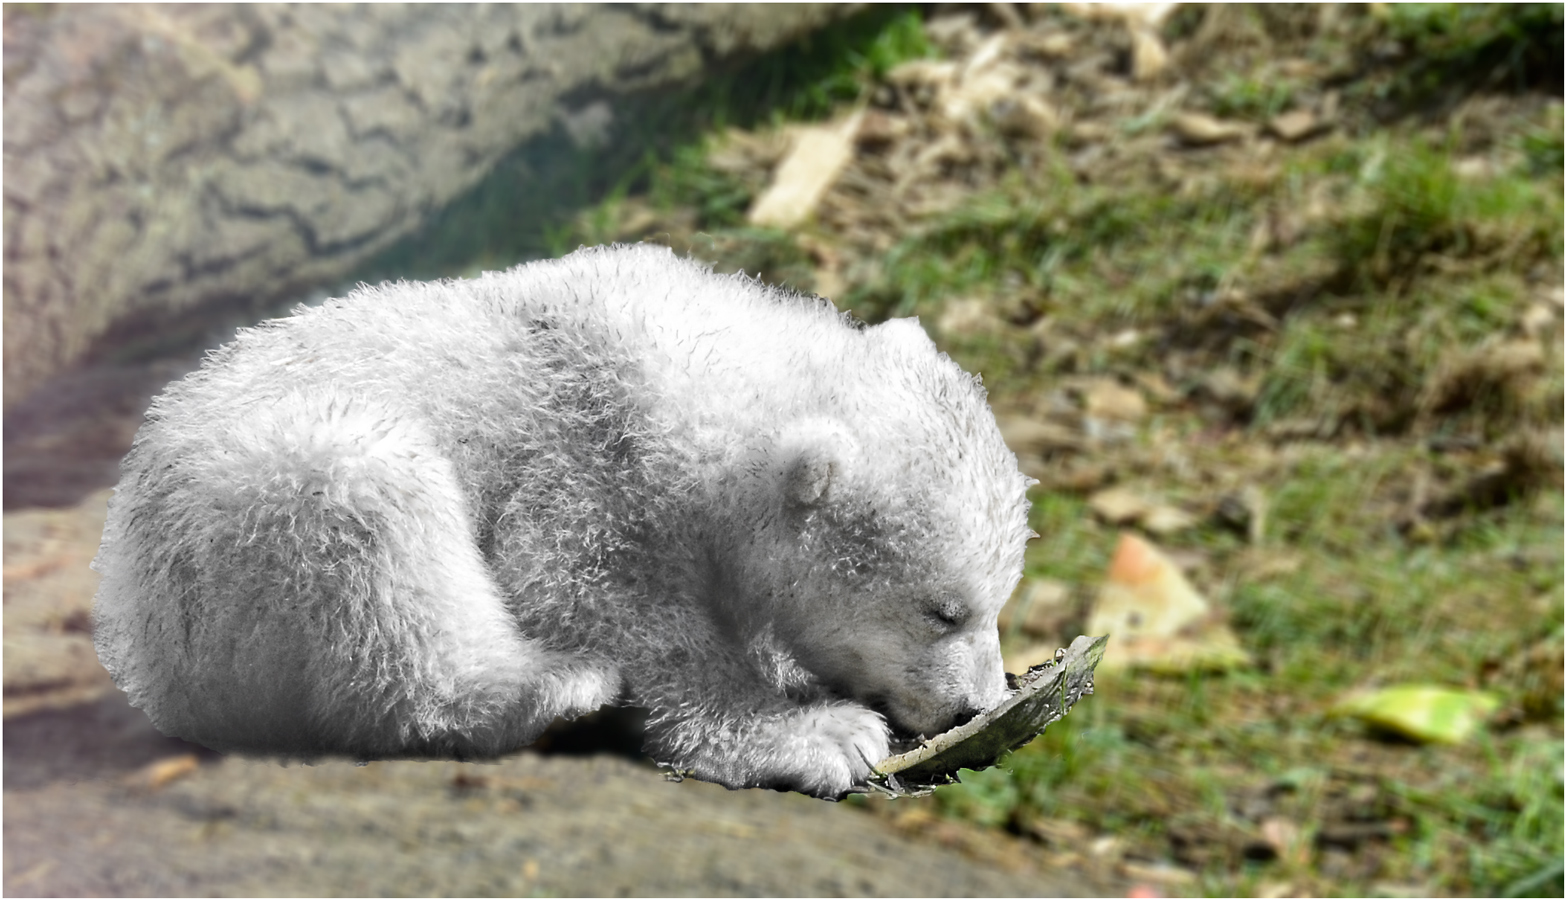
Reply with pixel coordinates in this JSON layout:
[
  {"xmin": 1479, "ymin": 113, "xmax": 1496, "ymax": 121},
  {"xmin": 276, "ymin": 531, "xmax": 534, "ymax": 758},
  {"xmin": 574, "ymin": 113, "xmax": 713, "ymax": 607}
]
[
  {"xmin": 886, "ymin": 697, "xmax": 985, "ymax": 740},
  {"xmin": 877, "ymin": 672, "xmax": 1005, "ymax": 740}
]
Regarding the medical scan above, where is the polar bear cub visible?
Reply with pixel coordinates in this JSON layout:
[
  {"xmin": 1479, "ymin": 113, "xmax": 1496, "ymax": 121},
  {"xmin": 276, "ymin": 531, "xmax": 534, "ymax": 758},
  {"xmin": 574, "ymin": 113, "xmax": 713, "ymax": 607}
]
[{"xmin": 92, "ymin": 244, "xmax": 1034, "ymax": 798}]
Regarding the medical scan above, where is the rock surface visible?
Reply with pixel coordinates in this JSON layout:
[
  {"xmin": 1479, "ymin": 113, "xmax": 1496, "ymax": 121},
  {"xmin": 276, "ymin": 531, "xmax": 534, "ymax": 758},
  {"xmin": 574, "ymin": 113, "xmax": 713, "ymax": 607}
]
[
  {"xmin": 2, "ymin": 3, "xmax": 858, "ymax": 409},
  {"xmin": 3, "ymin": 489, "xmax": 117, "ymax": 719},
  {"xmin": 4, "ymin": 695, "xmax": 1092, "ymax": 897}
]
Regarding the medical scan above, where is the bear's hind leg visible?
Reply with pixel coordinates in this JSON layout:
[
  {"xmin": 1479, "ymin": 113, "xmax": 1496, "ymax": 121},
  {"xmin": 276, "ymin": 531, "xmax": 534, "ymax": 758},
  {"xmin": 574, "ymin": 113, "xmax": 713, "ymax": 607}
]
[{"xmin": 99, "ymin": 391, "xmax": 618, "ymax": 759}]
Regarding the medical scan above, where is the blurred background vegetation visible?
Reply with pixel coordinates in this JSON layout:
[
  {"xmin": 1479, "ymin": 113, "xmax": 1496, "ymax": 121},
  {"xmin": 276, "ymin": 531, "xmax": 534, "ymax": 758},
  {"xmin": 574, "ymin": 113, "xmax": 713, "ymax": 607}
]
[{"xmin": 354, "ymin": 4, "xmax": 1563, "ymax": 897}]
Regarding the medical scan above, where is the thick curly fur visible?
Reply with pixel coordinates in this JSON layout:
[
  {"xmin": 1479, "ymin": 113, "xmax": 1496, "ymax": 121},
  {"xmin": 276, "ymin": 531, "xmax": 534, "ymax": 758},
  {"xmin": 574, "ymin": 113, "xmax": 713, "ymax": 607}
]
[{"xmin": 93, "ymin": 244, "xmax": 1033, "ymax": 797}]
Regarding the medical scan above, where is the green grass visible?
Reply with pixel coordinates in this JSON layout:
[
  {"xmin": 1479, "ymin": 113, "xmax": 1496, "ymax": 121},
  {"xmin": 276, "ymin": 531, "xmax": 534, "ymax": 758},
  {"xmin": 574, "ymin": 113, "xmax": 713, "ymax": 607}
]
[
  {"xmin": 1381, "ymin": 3, "xmax": 1564, "ymax": 97},
  {"xmin": 1210, "ymin": 73, "xmax": 1301, "ymax": 122},
  {"xmin": 1332, "ymin": 138, "xmax": 1563, "ymax": 289},
  {"xmin": 863, "ymin": 128, "xmax": 1563, "ymax": 441},
  {"xmin": 833, "ymin": 126, "xmax": 1559, "ymax": 448},
  {"xmin": 840, "ymin": 164, "xmax": 1270, "ymax": 327},
  {"xmin": 1025, "ymin": 493, "xmax": 1112, "ymax": 587},
  {"xmin": 1519, "ymin": 115, "xmax": 1564, "ymax": 176}
]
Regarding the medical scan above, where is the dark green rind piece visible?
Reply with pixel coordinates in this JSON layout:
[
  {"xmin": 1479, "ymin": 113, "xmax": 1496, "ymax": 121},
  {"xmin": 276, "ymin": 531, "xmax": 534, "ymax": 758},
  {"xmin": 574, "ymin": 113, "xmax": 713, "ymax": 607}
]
[{"xmin": 863, "ymin": 634, "xmax": 1108, "ymax": 798}]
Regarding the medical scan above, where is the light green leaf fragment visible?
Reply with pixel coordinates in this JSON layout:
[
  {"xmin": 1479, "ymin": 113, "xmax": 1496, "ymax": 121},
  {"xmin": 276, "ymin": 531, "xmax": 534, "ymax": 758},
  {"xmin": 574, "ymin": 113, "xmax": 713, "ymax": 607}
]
[{"xmin": 1332, "ymin": 684, "xmax": 1502, "ymax": 745}]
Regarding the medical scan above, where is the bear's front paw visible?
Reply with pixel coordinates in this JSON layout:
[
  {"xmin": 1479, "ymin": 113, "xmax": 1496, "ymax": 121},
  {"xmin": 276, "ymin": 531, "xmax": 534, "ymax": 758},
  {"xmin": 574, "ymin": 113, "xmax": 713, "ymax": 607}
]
[
  {"xmin": 654, "ymin": 700, "xmax": 891, "ymax": 799},
  {"xmin": 768, "ymin": 703, "xmax": 891, "ymax": 799}
]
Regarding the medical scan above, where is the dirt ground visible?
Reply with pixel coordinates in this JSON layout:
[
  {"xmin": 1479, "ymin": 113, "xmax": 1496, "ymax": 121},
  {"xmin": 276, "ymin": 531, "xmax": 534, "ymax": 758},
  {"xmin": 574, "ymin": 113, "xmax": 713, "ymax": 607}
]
[{"xmin": 2, "ymin": 353, "xmax": 1107, "ymax": 897}]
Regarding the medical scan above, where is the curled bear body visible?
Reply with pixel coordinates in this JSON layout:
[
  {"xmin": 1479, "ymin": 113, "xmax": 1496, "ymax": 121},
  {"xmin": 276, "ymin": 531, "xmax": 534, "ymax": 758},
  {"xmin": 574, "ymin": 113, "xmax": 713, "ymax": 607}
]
[{"xmin": 92, "ymin": 244, "xmax": 1033, "ymax": 798}]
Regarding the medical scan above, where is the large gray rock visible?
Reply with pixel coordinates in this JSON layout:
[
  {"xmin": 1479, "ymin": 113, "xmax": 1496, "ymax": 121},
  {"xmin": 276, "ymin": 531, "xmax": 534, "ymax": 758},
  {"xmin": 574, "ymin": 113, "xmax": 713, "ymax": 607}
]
[
  {"xmin": 2, "ymin": 4, "xmax": 857, "ymax": 409},
  {"xmin": 3, "ymin": 694, "xmax": 1101, "ymax": 896}
]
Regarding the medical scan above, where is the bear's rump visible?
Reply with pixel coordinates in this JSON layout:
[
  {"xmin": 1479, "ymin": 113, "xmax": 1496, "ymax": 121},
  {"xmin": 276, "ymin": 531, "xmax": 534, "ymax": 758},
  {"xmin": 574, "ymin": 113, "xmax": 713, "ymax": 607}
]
[{"xmin": 96, "ymin": 387, "xmax": 577, "ymax": 757}]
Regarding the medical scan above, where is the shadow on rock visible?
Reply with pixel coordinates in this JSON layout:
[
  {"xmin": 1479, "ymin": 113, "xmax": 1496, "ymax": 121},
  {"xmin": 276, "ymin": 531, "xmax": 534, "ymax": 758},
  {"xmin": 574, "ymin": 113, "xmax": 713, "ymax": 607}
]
[{"xmin": 2, "ymin": 692, "xmax": 219, "ymax": 792}]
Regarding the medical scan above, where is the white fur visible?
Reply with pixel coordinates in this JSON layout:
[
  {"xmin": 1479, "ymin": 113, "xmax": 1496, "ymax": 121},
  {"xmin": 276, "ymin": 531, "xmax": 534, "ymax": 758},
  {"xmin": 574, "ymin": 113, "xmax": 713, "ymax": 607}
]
[{"xmin": 93, "ymin": 244, "xmax": 1033, "ymax": 797}]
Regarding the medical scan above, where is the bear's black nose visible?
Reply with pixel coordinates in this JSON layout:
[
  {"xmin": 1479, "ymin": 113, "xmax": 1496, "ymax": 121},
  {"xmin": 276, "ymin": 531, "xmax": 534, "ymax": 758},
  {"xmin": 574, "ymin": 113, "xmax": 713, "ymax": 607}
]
[{"xmin": 949, "ymin": 706, "xmax": 982, "ymax": 729}]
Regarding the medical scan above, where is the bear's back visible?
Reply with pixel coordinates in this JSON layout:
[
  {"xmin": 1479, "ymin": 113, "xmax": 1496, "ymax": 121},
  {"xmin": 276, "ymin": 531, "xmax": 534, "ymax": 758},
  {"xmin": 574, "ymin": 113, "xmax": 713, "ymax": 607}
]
[{"xmin": 151, "ymin": 245, "xmax": 865, "ymax": 447}]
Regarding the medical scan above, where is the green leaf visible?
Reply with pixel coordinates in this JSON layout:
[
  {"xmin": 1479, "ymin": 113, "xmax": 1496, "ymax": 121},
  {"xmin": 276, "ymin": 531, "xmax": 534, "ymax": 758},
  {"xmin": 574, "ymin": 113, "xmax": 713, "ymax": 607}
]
[{"xmin": 1332, "ymin": 684, "xmax": 1502, "ymax": 744}]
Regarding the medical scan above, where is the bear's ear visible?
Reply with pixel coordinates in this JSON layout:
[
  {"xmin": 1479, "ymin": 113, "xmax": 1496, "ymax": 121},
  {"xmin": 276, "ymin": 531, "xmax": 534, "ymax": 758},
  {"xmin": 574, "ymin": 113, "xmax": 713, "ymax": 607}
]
[
  {"xmin": 784, "ymin": 448, "xmax": 837, "ymax": 508},
  {"xmin": 875, "ymin": 317, "xmax": 934, "ymax": 353},
  {"xmin": 777, "ymin": 418, "xmax": 856, "ymax": 509}
]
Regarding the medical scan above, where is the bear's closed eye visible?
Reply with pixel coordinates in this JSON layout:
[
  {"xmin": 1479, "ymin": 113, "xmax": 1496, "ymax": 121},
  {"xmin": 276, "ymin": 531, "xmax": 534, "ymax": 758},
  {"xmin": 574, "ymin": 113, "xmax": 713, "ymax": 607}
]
[{"xmin": 925, "ymin": 599, "xmax": 970, "ymax": 629}]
